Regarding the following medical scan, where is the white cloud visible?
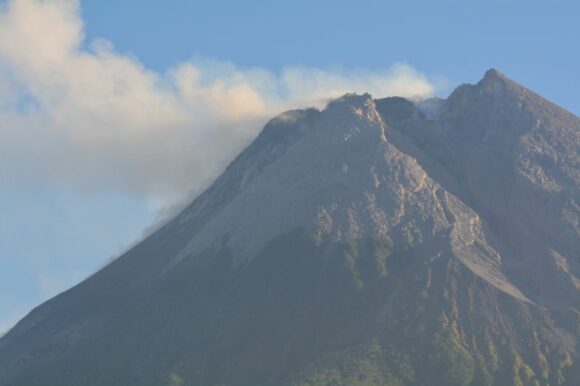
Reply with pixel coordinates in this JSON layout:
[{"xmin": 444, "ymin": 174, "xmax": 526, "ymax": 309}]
[{"xmin": 0, "ymin": 0, "xmax": 436, "ymax": 204}]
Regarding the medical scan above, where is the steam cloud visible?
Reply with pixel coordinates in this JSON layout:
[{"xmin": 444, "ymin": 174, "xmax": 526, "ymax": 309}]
[{"xmin": 0, "ymin": 0, "xmax": 436, "ymax": 203}]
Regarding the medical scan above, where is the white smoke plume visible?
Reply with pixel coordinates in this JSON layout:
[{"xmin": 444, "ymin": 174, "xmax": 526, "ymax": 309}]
[{"xmin": 0, "ymin": 0, "xmax": 436, "ymax": 203}]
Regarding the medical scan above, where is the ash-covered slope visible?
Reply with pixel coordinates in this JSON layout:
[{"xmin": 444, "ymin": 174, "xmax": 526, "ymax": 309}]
[{"xmin": 0, "ymin": 70, "xmax": 578, "ymax": 386}]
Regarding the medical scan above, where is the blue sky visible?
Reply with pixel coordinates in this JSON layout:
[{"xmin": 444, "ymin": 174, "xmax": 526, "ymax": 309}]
[
  {"xmin": 0, "ymin": 0, "xmax": 578, "ymax": 334},
  {"xmin": 80, "ymin": 0, "xmax": 579, "ymax": 112}
]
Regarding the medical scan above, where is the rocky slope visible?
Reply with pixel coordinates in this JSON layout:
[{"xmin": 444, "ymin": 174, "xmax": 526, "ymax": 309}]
[{"xmin": 0, "ymin": 69, "xmax": 578, "ymax": 386}]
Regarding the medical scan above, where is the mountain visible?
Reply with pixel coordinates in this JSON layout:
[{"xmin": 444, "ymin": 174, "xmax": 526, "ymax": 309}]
[{"xmin": 0, "ymin": 69, "xmax": 578, "ymax": 386}]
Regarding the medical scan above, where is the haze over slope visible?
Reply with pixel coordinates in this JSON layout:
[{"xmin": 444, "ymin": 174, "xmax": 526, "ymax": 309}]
[{"xmin": 0, "ymin": 69, "xmax": 578, "ymax": 386}]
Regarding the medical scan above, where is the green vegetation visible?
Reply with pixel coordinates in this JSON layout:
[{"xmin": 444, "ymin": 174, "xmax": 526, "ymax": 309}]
[
  {"xmin": 8, "ymin": 229, "xmax": 577, "ymax": 386},
  {"xmin": 428, "ymin": 318, "xmax": 475, "ymax": 386},
  {"xmin": 512, "ymin": 353, "xmax": 536, "ymax": 386},
  {"xmin": 368, "ymin": 235, "xmax": 394, "ymax": 278},
  {"xmin": 342, "ymin": 239, "xmax": 364, "ymax": 290},
  {"xmin": 338, "ymin": 234, "xmax": 394, "ymax": 290},
  {"xmin": 290, "ymin": 341, "xmax": 413, "ymax": 386},
  {"xmin": 307, "ymin": 232, "xmax": 325, "ymax": 247},
  {"xmin": 166, "ymin": 373, "xmax": 184, "ymax": 386}
]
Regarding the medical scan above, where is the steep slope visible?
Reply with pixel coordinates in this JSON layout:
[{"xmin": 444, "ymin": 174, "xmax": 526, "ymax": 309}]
[
  {"xmin": 0, "ymin": 70, "xmax": 578, "ymax": 386},
  {"xmin": 381, "ymin": 69, "xmax": 579, "ymax": 308}
]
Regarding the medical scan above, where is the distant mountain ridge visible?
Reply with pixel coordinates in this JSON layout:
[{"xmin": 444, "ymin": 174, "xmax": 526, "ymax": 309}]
[{"xmin": 0, "ymin": 69, "xmax": 578, "ymax": 386}]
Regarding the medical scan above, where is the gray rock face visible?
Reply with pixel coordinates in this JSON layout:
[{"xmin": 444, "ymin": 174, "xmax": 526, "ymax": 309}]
[
  {"xmin": 391, "ymin": 69, "xmax": 579, "ymax": 308},
  {"xmin": 0, "ymin": 70, "xmax": 578, "ymax": 386}
]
